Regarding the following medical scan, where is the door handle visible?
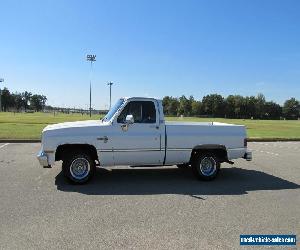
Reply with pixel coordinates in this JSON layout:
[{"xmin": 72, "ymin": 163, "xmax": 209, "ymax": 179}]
[
  {"xmin": 149, "ymin": 125, "xmax": 160, "ymax": 129},
  {"xmin": 97, "ymin": 136, "xmax": 108, "ymax": 143}
]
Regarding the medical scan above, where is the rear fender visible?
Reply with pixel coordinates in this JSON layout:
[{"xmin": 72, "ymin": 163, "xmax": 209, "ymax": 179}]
[{"xmin": 191, "ymin": 144, "xmax": 228, "ymax": 163}]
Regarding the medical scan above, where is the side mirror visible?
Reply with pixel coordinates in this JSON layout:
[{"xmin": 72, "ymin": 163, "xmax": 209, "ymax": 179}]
[{"xmin": 125, "ymin": 114, "xmax": 134, "ymax": 124}]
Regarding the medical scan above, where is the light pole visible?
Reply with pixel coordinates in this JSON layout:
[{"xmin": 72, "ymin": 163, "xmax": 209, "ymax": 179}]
[
  {"xmin": 86, "ymin": 54, "xmax": 96, "ymax": 117},
  {"xmin": 0, "ymin": 78, "xmax": 4, "ymax": 112},
  {"xmin": 107, "ymin": 81, "xmax": 114, "ymax": 110}
]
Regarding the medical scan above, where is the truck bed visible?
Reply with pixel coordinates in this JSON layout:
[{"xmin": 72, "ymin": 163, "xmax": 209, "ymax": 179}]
[{"xmin": 164, "ymin": 121, "xmax": 247, "ymax": 164}]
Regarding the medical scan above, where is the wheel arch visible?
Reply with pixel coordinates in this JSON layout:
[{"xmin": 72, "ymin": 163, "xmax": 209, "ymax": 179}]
[
  {"xmin": 190, "ymin": 144, "xmax": 228, "ymax": 163},
  {"xmin": 55, "ymin": 143, "xmax": 99, "ymax": 162}
]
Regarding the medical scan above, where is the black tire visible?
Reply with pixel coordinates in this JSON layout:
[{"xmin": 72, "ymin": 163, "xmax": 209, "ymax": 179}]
[
  {"xmin": 62, "ymin": 152, "xmax": 95, "ymax": 184},
  {"xmin": 177, "ymin": 163, "xmax": 190, "ymax": 168},
  {"xmin": 192, "ymin": 153, "xmax": 220, "ymax": 181}
]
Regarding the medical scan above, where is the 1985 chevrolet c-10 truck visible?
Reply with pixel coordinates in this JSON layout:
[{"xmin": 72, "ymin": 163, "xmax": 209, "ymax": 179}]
[{"xmin": 37, "ymin": 97, "xmax": 252, "ymax": 183}]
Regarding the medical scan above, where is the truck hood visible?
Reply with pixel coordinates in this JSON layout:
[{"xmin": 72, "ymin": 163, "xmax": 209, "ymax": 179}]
[{"xmin": 43, "ymin": 120, "xmax": 106, "ymax": 132}]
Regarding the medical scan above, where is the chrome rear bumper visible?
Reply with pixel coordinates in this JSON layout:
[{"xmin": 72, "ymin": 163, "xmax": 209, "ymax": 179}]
[{"xmin": 243, "ymin": 151, "xmax": 252, "ymax": 161}]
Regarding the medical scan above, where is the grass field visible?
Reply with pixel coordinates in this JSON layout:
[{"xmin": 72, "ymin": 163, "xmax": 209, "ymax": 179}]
[
  {"xmin": 0, "ymin": 112, "xmax": 300, "ymax": 139},
  {"xmin": 0, "ymin": 112, "xmax": 101, "ymax": 139}
]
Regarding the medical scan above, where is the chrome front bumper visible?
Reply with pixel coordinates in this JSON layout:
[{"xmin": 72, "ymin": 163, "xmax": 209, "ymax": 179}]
[
  {"xmin": 37, "ymin": 150, "xmax": 50, "ymax": 167},
  {"xmin": 244, "ymin": 151, "xmax": 252, "ymax": 161}
]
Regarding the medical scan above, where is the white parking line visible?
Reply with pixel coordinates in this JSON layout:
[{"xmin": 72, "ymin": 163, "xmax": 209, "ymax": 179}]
[
  {"xmin": 0, "ymin": 143, "xmax": 10, "ymax": 149},
  {"xmin": 252, "ymin": 149, "xmax": 279, "ymax": 156},
  {"xmin": 251, "ymin": 142, "xmax": 300, "ymax": 150}
]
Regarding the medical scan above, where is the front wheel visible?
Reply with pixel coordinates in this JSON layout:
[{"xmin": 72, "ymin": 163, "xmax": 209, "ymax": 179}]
[
  {"xmin": 62, "ymin": 152, "xmax": 95, "ymax": 184},
  {"xmin": 192, "ymin": 153, "xmax": 220, "ymax": 181}
]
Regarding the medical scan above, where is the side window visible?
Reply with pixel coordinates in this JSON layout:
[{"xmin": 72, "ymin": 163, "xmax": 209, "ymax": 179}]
[
  {"xmin": 117, "ymin": 101, "xmax": 156, "ymax": 124},
  {"xmin": 141, "ymin": 101, "xmax": 156, "ymax": 123},
  {"xmin": 117, "ymin": 104, "xmax": 129, "ymax": 123},
  {"xmin": 129, "ymin": 102, "xmax": 143, "ymax": 123}
]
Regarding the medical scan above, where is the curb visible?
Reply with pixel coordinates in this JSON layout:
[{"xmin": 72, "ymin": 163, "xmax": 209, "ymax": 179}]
[
  {"xmin": 247, "ymin": 138, "xmax": 300, "ymax": 142},
  {"xmin": 0, "ymin": 139, "xmax": 41, "ymax": 143},
  {"xmin": 1, "ymin": 138, "xmax": 300, "ymax": 143}
]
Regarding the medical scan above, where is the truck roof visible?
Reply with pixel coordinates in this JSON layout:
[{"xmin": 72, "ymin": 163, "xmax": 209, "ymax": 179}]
[{"xmin": 122, "ymin": 97, "xmax": 162, "ymax": 101}]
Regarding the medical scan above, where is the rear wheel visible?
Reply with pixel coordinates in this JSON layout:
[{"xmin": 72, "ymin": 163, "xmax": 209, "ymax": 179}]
[
  {"xmin": 62, "ymin": 152, "xmax": 95, "ymax": 184},
  {"xmin": 192, "ymin": 153, "xmax": 220, "ymax": 181}
]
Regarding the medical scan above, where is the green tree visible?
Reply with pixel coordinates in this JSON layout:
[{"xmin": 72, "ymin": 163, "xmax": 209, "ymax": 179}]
[
  {"xmin": 264, "ymin": 101, "xmax": 282, "ymax": 119},
  {"xmin": 255, "ymin": 93, "xmax": 266, "ymax": 119},
  {"xmin": 178, "ymin": 95, "xmax": 192, "ymax": 116},
  {"xmin": 30, "ymin": 94, "xmax": 47, "ymax": 111},
  {"xmin": 225, "ymin": 95, "xmax": 236, "ymax": 118},
  {"xmin": 283, "ymin": 98, "xmax": 299, "ymax": 119},
  {"xmin": 191, "ymin": 100, "xmax": 202, "ymax": 116},
  {"xmin": 234, "ymin": 95, "xmax": 246, "ymax": 118},
  {"xmin": 202, "ymin": 94, "xmax": 225, "ymax": 117},
  {"xmin": 1, "ymin": 88, "xmax": 13, "ymax": 111},
  {"xmin": 162, "ymin": 94, "xmax": 296, "ymax": 120},
  {"xmin": 12, "ymin": 92, "xmax": 24, "ymax": 111},
  {"xmin": 245, "ymin": 96, "xmax": 256, "ymax": 119},
  {"xmin": 162, "ymin": 96, "xmax": 171, "ymax": 115},
  {"xmin": 162, "ymin": 96, "xmax": 179, "ymax": 116},
  {"xmin": 22, "ymin": 91, "xmax": 32, "ymax": 111},
  {"xmin": 168, "ymin": 98, "xmax": 179, "ymax": 116}
]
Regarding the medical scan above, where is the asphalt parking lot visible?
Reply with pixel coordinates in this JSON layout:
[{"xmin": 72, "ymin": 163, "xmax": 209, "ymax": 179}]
[{"xmin": 0, "ymin": 142, "xmax": 299, "ymax": 249}]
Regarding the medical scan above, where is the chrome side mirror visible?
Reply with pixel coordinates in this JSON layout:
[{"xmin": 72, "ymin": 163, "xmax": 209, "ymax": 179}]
[{"xmin": 125, "ymin": 114, "xmax": 134, "ymax": 124}]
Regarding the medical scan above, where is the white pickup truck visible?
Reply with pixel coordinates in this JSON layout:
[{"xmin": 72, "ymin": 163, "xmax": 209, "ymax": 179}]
[{"xmin": 37, "ymin": 97, "xmax": 252, "ymax": 183}]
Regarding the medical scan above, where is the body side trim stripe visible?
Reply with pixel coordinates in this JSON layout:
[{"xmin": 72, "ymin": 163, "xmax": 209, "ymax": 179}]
[
  {"xmin": 98, "ymin": 148, "xmax": 162, "ymax": 152},
  {"xmin": 167, "ymin": 148, "xmax": 192, "ymax": 151},
  {"xmin": 98, "ymin": 148, "xmax": 193, "ymax": 152}
]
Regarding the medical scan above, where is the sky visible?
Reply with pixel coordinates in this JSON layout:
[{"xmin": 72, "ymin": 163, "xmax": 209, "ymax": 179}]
[{"xmin": 0, "ymin": 0, "xmax": 300, "ymax": 109}]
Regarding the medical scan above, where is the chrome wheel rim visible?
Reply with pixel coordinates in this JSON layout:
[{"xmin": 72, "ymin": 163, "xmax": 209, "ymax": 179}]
[
  {"xmin": 200, "ymin": 157, "xmax": 216, "ymax": 176},
  {"xmin": 70, "ymin": 158, "xmax": 90, "ymax": 180}
]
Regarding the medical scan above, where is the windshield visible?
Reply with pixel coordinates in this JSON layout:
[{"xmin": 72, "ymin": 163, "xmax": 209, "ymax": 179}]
[{"xmin": 102, "ymin": 98, "xmax": 125, "ymax": 121}]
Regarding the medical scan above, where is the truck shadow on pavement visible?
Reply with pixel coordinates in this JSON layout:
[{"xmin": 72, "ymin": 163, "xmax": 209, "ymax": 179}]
[{"xmin": 55, "ymin": 166, "xmax": 300, "ymax": 197}]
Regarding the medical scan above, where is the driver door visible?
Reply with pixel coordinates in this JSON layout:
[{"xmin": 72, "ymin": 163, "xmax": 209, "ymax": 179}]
[{"xmin": 112, "ymin": 100, "xmax": 164, "ymax": 166}]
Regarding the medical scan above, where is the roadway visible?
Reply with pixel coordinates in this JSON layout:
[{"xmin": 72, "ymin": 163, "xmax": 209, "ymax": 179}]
[{"xmin": 0, "ymin": 142, "xmax": 299, "ymax": 249}]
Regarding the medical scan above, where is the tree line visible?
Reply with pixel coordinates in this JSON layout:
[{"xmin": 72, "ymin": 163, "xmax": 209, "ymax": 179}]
[
  {"xmin": 1, "ymin": 87, "xmax": 299, "ymax": 119},
  {"xmin": 163, "ymin": 94, "xmax": 300, "ymax": 120},
  {"xmin": 0, "ymin": 87, "xmax": 47, "ymax": 112}
]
